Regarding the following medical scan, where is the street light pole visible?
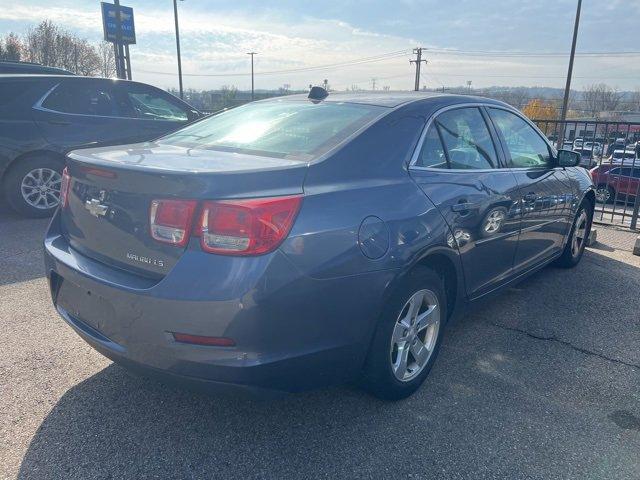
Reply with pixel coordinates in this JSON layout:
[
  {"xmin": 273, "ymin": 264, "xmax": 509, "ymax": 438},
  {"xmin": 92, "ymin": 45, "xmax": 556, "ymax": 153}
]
[
  {"xmin": 247, "ymin": 52, "xmax": 257, "ymax": 100},
  {"xmin": 558, "ymin": 0, "xmax": 582, "ymax": 147},
  {"xmin": 173, "ymin": 0, "xmax": 184, "ymax": 99}
]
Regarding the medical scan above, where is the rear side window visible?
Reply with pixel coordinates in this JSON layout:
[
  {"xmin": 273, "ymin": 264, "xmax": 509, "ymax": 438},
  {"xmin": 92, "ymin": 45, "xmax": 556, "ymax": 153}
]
[
  {"xmin": 415, "ymin": 107, "xmax": 497, "ymax": 170},
  {"xmin": 120, "ymin": 88, "xmax": 188, "ymax": 121},
  {"xmin": 415, "ymin": 126, "xmax": 447, "ymax": 168},
  {"xmin": 42, "ymin": 82, "xmax": 117, "ymax": 116},
  {"xmin": 488, "ymin": 108, "xmax": 551, "ymax": 168},
  {"xmin": 159, "ymin": 101, "xmax": 386, "ymax": 160},
  {"xmin": 0, "ymin": 81, "xmax": 39, "ymax": 107}
]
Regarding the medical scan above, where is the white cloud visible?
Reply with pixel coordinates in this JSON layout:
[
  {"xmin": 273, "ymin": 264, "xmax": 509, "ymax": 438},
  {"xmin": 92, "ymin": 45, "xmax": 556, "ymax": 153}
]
[{"xmin": 2, "ymin": 3, "xmax": 639, "ymax": 91}]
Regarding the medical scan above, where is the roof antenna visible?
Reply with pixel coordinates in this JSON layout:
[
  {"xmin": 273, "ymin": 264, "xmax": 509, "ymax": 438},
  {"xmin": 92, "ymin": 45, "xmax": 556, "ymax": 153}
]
[{"xmin": 308, "ymin": 85, "xmax": 329, "ymax": 102}]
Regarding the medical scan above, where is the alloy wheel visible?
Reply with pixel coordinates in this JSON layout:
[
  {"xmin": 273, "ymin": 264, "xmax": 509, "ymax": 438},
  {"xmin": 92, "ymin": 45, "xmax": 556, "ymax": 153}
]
[
  {"xmin": 390, "ymin": 289, "xmax": 440, "ymax": 382},
  {"xmin": 20, "ymin": 168, "xmax": 62, "ymax": 210},
  {"xmin": 595, "ymin": 187, "xmax": 610, "ymax": 203},
  {"xmin": 571, "ymin": 210, "xmax": 588, "ymax": 258}
]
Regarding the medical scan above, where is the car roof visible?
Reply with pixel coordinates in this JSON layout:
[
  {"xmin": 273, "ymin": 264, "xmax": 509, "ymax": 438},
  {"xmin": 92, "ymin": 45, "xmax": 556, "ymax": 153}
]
[
  {"xmin": 269, "ymin": 91, "xmax": 509, "ymax": 109},
  {"xmin": 0, "ymin": 62, "xmax": 74, "ymax": 75}
]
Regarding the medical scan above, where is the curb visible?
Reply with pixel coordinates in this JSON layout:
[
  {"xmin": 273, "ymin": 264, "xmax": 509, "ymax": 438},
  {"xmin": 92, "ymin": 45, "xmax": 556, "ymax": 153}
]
[
  {"xmin": 586, "ymin": 228, "xmax": 597, "ymax": 247},
  {"xmin": 634, "ymin": 235, "xmax": 640, "ymax": 257}
]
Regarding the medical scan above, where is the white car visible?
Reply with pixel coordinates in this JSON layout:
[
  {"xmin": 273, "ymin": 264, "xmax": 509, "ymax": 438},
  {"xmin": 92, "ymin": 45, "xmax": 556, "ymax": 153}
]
[{"xmin": 583, "ymin": 141, "xmax": 602, "ymax": 156}]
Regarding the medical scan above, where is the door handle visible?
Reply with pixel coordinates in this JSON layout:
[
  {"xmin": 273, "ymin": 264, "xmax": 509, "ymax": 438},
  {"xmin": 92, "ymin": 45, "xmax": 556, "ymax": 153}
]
[
  {"xmin": 451, "ymin": 202, "xmax": 477, "ymax": 212},
  {"xmin": 523, "ymin": 193, "xmax": 537, "ymax": 202}
]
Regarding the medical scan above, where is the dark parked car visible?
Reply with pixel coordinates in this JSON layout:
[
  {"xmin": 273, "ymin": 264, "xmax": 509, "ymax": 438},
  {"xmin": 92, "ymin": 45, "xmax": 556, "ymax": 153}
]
[
  {"xmin": 44, "ymin": 91, "xmax": 594, "ymax": 400},
  {"xmin": 0, "ymin": 60, "xmax": 74, "ymax": 75},
  {"xmin": 0, "ymin": 75, "xmax": 202, "ymax": 217},
  {"xmin": 591, "ymin": 163, "xmax": 640, "ymax": 203}
]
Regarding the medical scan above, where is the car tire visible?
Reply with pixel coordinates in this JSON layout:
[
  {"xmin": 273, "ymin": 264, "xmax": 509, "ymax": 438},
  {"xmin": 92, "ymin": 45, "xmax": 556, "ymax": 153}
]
[
  {"xmin": 3, "ymin": 155, "xmax": 64, "ymax": 218},
  {"xmin": 595, "ymin": 185, "xmax": 615, "ymax": 204},
  {"xmin": 555, "ymin": 201, "xmax": 593, "ymax": 269},
  {"xmin": 361, "ymin": 266, "xmax": 446, "ymax": 401}
]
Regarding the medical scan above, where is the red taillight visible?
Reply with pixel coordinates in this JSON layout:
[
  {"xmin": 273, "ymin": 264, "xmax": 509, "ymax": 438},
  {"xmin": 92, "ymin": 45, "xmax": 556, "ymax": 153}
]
[
  {"xmin": 60, "ymin": 167, "xmax": 71, "ymax": 208},
  {"xmin": 196, "ymin": 195, "xmax": 302, "ymax": 256},
  {"xmin": 149, "ymin": 199, "xmax": 197, "ymax": 247},
  {"xmin": 172, "ymin": 332, "xmax": 236, "ymax": 347}
]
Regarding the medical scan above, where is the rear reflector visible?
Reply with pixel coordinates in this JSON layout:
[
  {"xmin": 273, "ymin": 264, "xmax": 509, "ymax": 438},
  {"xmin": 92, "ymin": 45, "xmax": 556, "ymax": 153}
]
[
  {"xmin": 196, "ymin": 195, "xmax": 302, "ymax": 256},
  {"xmin": 60, "ymin": 167, "xmax": 71, "ymax": 209},
  {"xmin": 172, "ymin": 332, "xmax": 236, "ymax": 347},
  {"xmin": 149, "ymin": 199, "xmax": 197, "ymax": 247}
]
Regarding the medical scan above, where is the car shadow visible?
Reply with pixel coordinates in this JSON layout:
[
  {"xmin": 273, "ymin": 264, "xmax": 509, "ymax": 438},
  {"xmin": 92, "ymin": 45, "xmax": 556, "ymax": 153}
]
[
  {"xmin": 0, "ymin": 205, "xmax": 50, "ymax": 286},
  {"xmin": 16, "ymin": 249, "xmax": 640, "ymax": 479}
]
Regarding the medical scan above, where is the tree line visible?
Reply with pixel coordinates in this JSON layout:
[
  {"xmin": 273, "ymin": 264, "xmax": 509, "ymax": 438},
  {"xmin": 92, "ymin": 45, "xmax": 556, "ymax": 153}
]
[{"xmin": 0, "ymin": 21, "xmax": 115, "ymax": 77}]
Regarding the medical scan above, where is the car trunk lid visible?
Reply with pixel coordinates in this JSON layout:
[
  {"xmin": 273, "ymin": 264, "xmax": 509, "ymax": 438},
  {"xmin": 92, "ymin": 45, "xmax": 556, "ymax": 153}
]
[{"xmin": 61, "ymin": 142, "xmax": 308, "ymax": 278}]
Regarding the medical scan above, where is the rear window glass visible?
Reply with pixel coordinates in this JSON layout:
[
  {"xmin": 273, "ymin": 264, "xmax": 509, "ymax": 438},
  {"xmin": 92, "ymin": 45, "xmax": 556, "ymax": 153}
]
[{"xmin": 158, "ymin": 101, "xmax": 386, "ymax": 160}]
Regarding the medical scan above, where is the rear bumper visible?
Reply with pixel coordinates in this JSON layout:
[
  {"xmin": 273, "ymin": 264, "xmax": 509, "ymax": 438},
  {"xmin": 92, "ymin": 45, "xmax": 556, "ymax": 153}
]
[{"xmin": 44, "ymin": 212, "xmax": 396, "ymax": 394}]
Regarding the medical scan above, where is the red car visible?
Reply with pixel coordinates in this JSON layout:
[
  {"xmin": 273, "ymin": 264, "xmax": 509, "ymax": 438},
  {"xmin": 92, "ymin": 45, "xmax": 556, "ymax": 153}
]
[{"xmin": 590, "ymin": 164, "xmax": 640, "ymax": 203}]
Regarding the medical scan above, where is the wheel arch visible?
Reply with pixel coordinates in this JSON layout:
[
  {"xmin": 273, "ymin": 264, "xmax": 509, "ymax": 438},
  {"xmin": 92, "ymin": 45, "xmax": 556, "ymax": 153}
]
[
  {"xmin": 414, "ymin": 250, "xmax": 462, "ymax": 322},
  {"xmin": 1, "ymin": 149, "xmax": 66, "ymax": 184}
]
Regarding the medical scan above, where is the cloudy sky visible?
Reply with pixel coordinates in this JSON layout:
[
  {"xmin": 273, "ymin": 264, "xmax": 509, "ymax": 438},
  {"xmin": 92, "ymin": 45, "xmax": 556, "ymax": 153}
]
[{"xmin": 2, "ymin": 0, "xmax": 640, "ymax": 92}]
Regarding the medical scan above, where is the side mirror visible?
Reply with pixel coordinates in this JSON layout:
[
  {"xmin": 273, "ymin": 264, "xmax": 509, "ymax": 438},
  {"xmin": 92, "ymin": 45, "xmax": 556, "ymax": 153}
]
[
  {"xmin": 557, "ymin": 149, "xmax": 581, "ymax": 167},
  {"xmin": 187, "ymin": 110, "xmax": 201, "ymax": 122}
]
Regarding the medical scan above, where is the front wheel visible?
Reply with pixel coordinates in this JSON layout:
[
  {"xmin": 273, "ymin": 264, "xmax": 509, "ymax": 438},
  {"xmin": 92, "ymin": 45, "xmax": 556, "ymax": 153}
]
[
  {"xmin": 361, "ymin": 266, "xmax": 446, "ymax": 400},
  {"xmin": 555, "ymin": 202, "xmax": 593, "ymax": 268}
]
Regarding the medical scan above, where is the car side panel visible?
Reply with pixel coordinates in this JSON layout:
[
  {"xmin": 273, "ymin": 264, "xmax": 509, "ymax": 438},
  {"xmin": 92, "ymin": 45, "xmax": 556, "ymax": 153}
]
[{"xmin": 281, "ymin": 104, "xmax": 459, "ymax": 278}]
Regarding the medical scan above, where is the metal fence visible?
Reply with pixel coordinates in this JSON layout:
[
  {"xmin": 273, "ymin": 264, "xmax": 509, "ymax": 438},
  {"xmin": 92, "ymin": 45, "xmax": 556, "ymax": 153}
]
[{"xmin": 533, "ymin": 119, "xmax": 640, "ymax": 230}]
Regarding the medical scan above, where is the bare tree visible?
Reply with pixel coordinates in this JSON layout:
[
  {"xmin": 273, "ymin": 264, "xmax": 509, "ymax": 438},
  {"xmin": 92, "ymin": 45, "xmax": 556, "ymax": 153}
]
[
  {"xmin": 23, "ymin": 20, "xmax": 101, "ymax": 75},
  {"xmin": 582, "ymin": 83, "xmax": 623, "ymax": 117},
  {"xmin": 98, "ymin": 41, "xmax": 116, "ymax": 77}
]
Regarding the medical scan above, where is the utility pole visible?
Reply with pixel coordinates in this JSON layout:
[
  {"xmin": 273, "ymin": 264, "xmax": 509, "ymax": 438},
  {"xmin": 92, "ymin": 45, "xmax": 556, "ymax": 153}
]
[
  {"xmin": 466, "ymin": 80, "xmax": 472, "ymax": 93},
  {"xmin": 410, "ymin": 47, "xmax": 427, "ymax": 92},
  {"xmin": 247, "ymin": 52, "xmax": 257, "ymax": 100},
  {"xmin": 113, "ymin": 0, "xmax": 126, "ymax": 79},
  {"xmin": 173, "ymin": 0, "xmax": 184, "ymax": 99},
  {"xmin": 558, "ymin": 0, "xmax": 582, "ymax": 148},
  {"xmin": 371, "ymin": 78, "xmax": 377, "ymax": 91}
]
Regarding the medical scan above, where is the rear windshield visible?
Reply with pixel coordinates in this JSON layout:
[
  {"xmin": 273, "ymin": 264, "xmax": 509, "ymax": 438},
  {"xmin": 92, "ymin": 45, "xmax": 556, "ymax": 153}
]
[{"xmin": 158, "ymin": 100, "xmax": 386, "ymax": 160}]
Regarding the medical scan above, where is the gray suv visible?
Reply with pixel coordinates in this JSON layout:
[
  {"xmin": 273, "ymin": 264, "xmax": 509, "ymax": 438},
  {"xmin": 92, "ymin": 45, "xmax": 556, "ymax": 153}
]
[{"xmin": 0, "ymin": 75, "xmax": 201, "ymax": 217}]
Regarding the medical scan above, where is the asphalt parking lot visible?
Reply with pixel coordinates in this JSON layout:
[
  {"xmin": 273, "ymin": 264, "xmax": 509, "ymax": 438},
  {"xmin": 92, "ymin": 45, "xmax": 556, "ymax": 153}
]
[{"xmin": 1, "ymin": 203, "xmax": 639, "ymax": 480}]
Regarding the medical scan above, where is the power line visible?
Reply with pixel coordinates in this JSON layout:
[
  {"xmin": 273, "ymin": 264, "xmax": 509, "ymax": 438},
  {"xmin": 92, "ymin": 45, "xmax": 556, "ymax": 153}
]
[
  {"xmin": 137, "ymin": 49, "xmax": 410, "ymax": 78},
  {"xmin": 425, "ymin": 48, "xmax": 640, "ymax": 57}
]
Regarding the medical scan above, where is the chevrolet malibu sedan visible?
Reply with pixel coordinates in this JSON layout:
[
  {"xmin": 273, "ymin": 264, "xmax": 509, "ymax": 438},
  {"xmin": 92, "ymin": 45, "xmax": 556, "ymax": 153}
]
[{"xmin": 45, "ymin": 91, "xmax": 594, "ymax": 400}]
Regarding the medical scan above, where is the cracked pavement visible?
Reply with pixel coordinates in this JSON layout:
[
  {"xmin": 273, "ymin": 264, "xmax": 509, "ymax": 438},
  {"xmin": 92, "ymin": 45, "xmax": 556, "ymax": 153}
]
[{"xmin": 1, "ymin": 203, "xmax": 639, "ymax": 480}]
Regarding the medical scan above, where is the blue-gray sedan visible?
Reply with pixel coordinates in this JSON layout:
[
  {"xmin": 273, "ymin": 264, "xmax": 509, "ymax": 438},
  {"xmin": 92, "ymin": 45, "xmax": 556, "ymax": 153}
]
[{"xmin": 45, "ymin": 91, "xmax": 595, "ymax": 400}]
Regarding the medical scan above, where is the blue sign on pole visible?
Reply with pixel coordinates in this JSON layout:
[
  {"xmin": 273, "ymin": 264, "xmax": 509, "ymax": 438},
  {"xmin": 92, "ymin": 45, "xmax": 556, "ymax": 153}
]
[{"xmin": 101, "ymin": 2, "xmax": 136, "ymax": 44}]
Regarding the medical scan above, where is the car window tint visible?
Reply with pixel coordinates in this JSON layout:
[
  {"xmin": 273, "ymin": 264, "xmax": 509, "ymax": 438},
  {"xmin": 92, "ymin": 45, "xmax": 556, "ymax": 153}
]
[
  {"xmin": 0, "ymin": 81, "xmax": 38, "ymax": 106},
  {"xmin": 416, "ymin": 126, "xmax": 448, "ymax": 168},
  {"xmin": 42, "ymin": 82, "xmax": 117, "ymax": 116},
  {"xmin": 123, "ymin": 89, "xmax": 188, "ymax": 121},
  {"xmin": 435, "ymin": 107, "xmax": 497, "ymax": 169},
  {"xmin": 159, "ymin": 101, "xmax": 386, "ymax": 160},
  {"xmin": 488, "ymin": 108, "xmax": 551, "ymax": 168}
]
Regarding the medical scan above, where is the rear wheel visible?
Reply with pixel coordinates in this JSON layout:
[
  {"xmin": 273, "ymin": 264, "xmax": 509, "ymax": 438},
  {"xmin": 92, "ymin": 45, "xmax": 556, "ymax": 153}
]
[
  {"xmin": 3, "ymin": 155, "xmax": 64, "ymax": 218},
  {"xmin": 362, "ymin": 266, "xmax": 446, "ymax": 400},
  {"xmin": 555, "ymin": 201, "xmax": 592, "ymax": 268}
]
